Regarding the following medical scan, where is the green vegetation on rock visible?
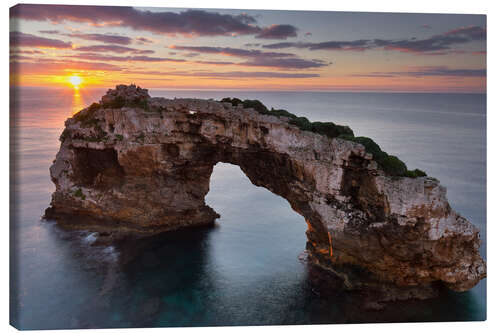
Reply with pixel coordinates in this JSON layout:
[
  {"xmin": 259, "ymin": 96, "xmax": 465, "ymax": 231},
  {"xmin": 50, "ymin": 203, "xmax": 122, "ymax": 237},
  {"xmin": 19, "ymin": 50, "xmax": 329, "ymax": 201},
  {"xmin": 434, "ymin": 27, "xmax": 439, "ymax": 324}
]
[
  {"xmin": 102, "ymin": 96, "xmax": 150, "ymax": 111},
  {"xmin": 337, "ymin": 135, "xmax": 427, "ymax": 178},
  {"xmin": 73, "ymin": 188, "xmax": 86, "ymax": 200},
  {"xmin": 221, "ymin": 97, "xmax": 353, "ymax": 138},
  {"xmin": 87, "ymin": 102, "xmax": 101, "ymax": 113},
  {"xmin": 267, "ymin": 108, "xmax": 298, "ymax": 119},
  {"xmin": 74, "ymin": 103, "xmax": 100, "ymax": 128},
  {"xmin": 405, "ymin": 168, "xmax": 427, "ymax": 178},
  {"xmin": 221, "ymin": 97, "xmax": 426, "ymax": 178},
  {"xmin": 136, "ymin": 132, "xmax": 145, "ymax": 142},
  {"xmin": 82, "ymin": 135, "xmax": 108, "ymax": 143}
]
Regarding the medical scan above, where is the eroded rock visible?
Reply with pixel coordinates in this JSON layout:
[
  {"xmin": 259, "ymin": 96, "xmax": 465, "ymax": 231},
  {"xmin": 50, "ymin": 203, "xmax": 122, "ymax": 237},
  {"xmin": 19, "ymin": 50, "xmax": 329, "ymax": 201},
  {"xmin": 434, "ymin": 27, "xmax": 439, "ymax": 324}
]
[{"xmin": 46, "ymin": 84, "xmax": 486, "ymax": 298}]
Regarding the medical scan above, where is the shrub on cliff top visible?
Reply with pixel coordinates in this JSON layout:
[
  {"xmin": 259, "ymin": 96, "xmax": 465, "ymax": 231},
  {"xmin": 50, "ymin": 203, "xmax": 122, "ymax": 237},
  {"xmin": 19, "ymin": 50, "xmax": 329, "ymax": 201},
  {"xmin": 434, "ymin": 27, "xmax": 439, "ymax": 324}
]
[
  {"xmin": 339, "ymin": 136, "xmax": 386, "ymax": 160},
  {"xmin": 288, "ymin": 117, "xmax": 354, "ymax": 139},
  {"xmin": 220, "ymin": 97, "xmax": 427, "ymax": 178},
  {"xmin": 242, "ymin": 100, "xmax": 268, "ymax": 114},
  {"xmin": 289, "ymin": 117, "xmax": 312, "ymax": 131},
  {"xmin": 87, "ymin": 102, "xmax": 101, "ymax": 113},
  {"xmin": 221, "ymin": 97, "xmax": 352, "ymax": 138},
  {"xmin": 338, "ymin": 135, "xmax": 427, "ymax": 178},
  {"xmin": 379, "ymin": 155, "xmax": 408, "ymax": 177},
  {"xmin": 101, "ymin": 96, "xmax": 150, "ymax": 111},
  {"xmin": 405, "ymin": 168, "xmax": 427, "ymax": 178},
  {"xmin": 102, "ymin": 96, "xmax": 126, "ymax": 109},
  {"xmin": 268, "ymin": 108, "xmax": 298, "ymax": 119},
  {"xmin": 74, "ymin": 103, "xmax": 100, "ymax": 127},
  {"xmin": 311, "ymin": 121, "xmax": 354, "ymax": 138},
  {"xmin": 221, "ymin": 97, "xmax": 243, "ymax": 106}
]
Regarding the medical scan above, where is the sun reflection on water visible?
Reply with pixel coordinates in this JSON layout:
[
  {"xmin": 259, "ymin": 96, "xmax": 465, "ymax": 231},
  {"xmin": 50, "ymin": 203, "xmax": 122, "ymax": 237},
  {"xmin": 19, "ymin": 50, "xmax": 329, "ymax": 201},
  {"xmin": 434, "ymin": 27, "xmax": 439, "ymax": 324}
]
[{"xmin": 72, "ymin": 88, "xmax": 84, "ymax": 115}]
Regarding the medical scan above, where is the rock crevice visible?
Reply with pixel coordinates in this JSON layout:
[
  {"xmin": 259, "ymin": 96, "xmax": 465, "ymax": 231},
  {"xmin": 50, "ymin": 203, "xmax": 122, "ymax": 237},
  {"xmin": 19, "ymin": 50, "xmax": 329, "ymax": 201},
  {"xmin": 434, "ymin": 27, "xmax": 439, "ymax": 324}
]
[{"xmin": 46, "ymin": 84, "xmax": 486, "ymax": 296}]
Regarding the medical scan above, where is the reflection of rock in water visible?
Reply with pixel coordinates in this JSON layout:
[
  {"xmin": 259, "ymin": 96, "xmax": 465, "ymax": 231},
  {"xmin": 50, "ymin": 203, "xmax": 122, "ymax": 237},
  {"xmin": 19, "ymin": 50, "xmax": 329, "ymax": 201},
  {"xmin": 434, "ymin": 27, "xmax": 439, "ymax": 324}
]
[
  {"xmin": 300, "ymin": 252, "xmax": 481, "ymax": 323},
  {"xmin": 52, "ymin": 232, "xmax": 123, "ymax": 329},
  {"xmin": 134, "ymin": 297, "xmax": 162, "ymax": 325},
  {"xmin": 50, "ymin": 217, "xmax": 482, "ymax": 328},
  {"xmin": 305, "ymin": 256, "xmax": 437, "ymax": 309},
  {"xmin": 87, "ymin": 227, "xmax": 214, "ymax": 327},
  {"xmin": 100, "ymin": 260, "xmax": 119, "ymax": 297}
]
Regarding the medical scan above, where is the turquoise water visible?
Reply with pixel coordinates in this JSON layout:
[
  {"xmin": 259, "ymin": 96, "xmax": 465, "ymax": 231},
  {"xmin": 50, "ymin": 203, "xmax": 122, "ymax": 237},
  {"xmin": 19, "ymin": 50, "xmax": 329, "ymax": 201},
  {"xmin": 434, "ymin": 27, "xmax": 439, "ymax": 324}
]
[{"xmin": 10, "ymin": 87, "xmax": 486, "ymax": 329}]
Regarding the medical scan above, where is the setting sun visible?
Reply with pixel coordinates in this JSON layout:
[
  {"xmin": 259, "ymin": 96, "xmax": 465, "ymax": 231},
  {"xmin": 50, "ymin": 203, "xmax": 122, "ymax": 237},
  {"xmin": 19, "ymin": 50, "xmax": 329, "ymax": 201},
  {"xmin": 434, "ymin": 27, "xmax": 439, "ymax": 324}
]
[{"xmin": 68, "ymin": 75, "xmax": 82, "ymax": 87}]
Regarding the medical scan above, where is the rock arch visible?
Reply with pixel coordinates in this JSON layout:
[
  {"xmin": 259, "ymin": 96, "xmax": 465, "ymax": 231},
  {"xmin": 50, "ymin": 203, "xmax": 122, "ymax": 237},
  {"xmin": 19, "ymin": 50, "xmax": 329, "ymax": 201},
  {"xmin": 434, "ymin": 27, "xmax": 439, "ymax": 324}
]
[{"xmin": 46, "ymin": 85, "xmax": 485, "ymax": 298}]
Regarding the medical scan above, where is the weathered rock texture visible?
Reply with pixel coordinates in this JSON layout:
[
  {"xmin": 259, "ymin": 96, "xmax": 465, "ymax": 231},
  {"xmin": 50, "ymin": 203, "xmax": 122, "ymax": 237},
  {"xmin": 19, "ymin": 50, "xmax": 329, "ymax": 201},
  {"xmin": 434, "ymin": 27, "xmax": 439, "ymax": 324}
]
[{"xmin": 46, "ymin": 85, "xmax": 485, "ymax": 296}]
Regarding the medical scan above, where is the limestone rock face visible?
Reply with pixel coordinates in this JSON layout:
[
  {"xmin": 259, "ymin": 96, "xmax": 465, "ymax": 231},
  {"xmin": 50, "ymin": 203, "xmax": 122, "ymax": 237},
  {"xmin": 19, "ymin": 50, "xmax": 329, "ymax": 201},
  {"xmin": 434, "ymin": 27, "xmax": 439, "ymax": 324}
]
[{"xmin": 46, "ymin": 85, "xmax": 485, "ymax": 295}]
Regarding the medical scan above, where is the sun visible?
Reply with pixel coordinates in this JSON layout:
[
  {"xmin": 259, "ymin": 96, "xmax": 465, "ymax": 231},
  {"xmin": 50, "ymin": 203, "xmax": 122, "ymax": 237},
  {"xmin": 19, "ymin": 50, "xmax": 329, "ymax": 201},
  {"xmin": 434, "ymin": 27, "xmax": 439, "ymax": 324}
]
[{"xmin": 68, "ymin": 75, "xmax": 82, "ymax": 88}]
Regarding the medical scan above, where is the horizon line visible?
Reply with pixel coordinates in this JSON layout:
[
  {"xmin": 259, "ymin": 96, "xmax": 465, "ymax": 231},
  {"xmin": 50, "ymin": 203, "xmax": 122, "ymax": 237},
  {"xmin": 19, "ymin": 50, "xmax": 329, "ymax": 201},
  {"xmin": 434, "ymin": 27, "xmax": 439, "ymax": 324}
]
[{"xmin": 10, "ymin": 85, "xmax": 486, "ymax": 95}]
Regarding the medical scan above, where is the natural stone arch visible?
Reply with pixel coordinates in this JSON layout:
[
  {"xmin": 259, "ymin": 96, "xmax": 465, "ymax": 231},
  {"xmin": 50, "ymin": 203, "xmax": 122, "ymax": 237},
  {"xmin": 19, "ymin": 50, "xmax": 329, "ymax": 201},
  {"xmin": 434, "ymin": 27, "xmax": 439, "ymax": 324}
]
[{"xmin": 46, "ymin": 85, "xmax": 485, "ymax": 299}]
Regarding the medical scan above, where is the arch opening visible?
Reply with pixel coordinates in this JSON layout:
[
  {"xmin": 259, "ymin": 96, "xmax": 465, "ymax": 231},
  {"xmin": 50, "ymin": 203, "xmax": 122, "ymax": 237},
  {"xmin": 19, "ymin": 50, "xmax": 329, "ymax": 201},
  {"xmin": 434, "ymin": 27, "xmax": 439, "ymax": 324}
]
[{"xmin": 204, "ymin": 162, "xmax": 309, "ymax": 277}]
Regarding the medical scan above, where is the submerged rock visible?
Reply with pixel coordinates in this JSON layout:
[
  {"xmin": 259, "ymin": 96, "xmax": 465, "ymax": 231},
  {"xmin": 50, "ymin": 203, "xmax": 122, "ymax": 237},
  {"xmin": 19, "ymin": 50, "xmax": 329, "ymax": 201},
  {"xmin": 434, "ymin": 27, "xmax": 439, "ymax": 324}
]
[{"xmin": 46, "ymin": 84, "xmax": 486, "ymax": 298}]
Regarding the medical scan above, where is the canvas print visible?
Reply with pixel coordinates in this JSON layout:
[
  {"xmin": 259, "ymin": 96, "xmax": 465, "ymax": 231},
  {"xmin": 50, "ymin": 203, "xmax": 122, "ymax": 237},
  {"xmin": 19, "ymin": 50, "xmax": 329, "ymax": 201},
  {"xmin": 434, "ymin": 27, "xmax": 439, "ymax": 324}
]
[{"xmin": 9, "ymin": 3, "xmax": 486, "ymax": 330}]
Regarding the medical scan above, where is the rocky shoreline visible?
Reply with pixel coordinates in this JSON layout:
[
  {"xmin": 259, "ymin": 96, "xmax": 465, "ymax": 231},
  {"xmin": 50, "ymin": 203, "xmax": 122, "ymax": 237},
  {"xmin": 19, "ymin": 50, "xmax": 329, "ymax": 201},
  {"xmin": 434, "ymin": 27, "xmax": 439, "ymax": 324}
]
[{"xmin": 46, "ymin": 84, "xmax": 486, "ymax": 300}]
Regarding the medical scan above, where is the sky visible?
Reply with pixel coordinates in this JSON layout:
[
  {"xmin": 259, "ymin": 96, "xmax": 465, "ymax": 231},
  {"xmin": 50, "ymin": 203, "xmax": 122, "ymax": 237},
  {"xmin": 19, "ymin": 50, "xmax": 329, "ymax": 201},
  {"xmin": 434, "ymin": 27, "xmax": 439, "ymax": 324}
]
[{"xmin": 9, "ymin": 4, "xmax": 486, "ymax": 92}]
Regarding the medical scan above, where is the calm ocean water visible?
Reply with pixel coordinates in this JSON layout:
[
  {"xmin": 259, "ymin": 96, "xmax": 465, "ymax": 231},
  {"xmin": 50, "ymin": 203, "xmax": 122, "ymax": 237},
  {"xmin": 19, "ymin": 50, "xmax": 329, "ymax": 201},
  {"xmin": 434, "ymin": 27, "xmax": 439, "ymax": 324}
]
[{"xmin": 10, "ymin": 87, "xmax": 486, "ymax": 329}]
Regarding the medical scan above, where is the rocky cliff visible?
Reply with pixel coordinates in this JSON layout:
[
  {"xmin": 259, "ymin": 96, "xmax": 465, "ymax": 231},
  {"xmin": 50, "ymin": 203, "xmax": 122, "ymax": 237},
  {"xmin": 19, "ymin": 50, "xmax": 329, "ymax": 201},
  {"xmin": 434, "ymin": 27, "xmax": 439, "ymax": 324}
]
[{"xmin": 46, "ymin": 84, "xmax": 485, "ymax": 298}]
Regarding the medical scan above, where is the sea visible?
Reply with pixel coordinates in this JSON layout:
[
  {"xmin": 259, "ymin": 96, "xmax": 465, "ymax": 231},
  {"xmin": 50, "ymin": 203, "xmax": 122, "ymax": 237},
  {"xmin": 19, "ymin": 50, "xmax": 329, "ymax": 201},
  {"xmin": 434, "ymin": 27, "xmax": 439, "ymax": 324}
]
[{"xmin": 10, "ymin": 87, "xmax": 486, "ymax": 329}]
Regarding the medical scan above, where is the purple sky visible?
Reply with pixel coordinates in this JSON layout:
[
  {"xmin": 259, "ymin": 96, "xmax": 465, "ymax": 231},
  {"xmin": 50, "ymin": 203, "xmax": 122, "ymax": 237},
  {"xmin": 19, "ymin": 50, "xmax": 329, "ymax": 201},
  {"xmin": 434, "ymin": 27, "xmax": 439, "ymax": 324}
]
[{"xmin": 9, "ymin": 4, "xmax": 486, "ymax": 92}]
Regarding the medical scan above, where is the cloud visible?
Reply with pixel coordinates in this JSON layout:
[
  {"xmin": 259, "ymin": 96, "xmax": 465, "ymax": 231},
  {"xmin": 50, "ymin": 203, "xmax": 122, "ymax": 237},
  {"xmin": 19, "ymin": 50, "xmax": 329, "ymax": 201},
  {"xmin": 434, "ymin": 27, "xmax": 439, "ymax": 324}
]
[
  {"xmin": 262, "ymin": 25, "xmax": 486, "ymax": 54},
  {"xmin": 188, "ymin": 71, "xmax": 319, "ymax": 78},
  {"xmin": 74, "ymin": 44, "xmax": 154, "ymax": 54},
  {"xmin": 67, "ymin": 33, "xmax": 132, "ymax": 45},
  {"xmin": 445, "ymin": 26, "xmax": 486, "ymax": 39},
  {"xmin": 309, "ymin": 40, "xmax": 374, "ymax": 51},
  {"xmin": 242, "ymin": 57, "xmax": 327, "ymax": 69},
  {"xmin": 10, "ymin": 55, "xmax": 33, "ymax": 61},
  {"xmin": 420, "ymin": 49, "xmax": 486, "ymax": 56},
  {"xmin": 38, "ymin": 30, "xmax": 60, "ymax": 34},
  {"xmin": 128, "ymin": 69, "xmax": 319, "ymax": 78},
  {"xmin": 136, "ymin": 37, "xmax": 153, "ymax": 44},
  {"xmin": 353, "ymin": 66, "xmax": 486, "ymax": 78},
  {"xmin": 170, "ymin": 45, "xmax": 327, "ymax": 69},
  {"xmin": 216, "ymin": 71, "xmax": 317, "ymax": 78},
  {"xmin": 130, "ymin": 56, "xmax": 184, "ymax": 62},
  {"xmin": 261, "ymin": 42, "xmax": 297, "ymax": 49},
  {"xmin": 262, "ymin": 39, "xmax": 377, "ymax": 51},
  {"xmin": 244, "ymin": 43, "xmax": 261, "ymax": 47},
  {"xmin": 263, "ymin": 39, "xmax": 380, "ymax": 51},
  {"xmin": 10, "ymin": 58, "xmax": 122, "ymax": 74},
  {"xmin": 10, "ymin": 5, "xmax": 261, "ymax": 37},
  {"xmin": 127, "ymin": 70, "xmax": 192, "ymax": 76},
  {"xmin": 69, "ymin": 52, "xmax": 186, "ymax": 62},
  {"xmin": 194, "ymin": 60, "xmax": 235, "ymax": 65},
  {"xmin": 10, "ymin": 49, "xmax": 44, "ymax": 54},
  {"xmin": 170, "ymin": 45, "xmax": 294, "ymax": 58},
  {"xmin": 38, "ymin": 29, "xmax": 132, "ymax": 46},
  {"xmin": 255, "ymin": 24, "xmax": 298, "ymax": 39},
  {"xmin": 11, "ymin": 4, "xmax": 301, "ymax": 41},
  {"xmin": 10, "ymin": 31, "xmax": 72, "ymax": 49},
  {"xmin": 383, "ymin": 26, "xmax": 486, "ymax": 53}
]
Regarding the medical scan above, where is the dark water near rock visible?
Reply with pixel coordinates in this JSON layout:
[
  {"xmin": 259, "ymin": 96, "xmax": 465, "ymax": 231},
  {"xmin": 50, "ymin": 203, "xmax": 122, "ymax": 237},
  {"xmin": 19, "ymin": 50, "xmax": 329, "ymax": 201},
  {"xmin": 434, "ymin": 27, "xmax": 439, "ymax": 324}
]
[{"xmin": 10, "ymin": 87, "xmax": 486, "ymax": 329}]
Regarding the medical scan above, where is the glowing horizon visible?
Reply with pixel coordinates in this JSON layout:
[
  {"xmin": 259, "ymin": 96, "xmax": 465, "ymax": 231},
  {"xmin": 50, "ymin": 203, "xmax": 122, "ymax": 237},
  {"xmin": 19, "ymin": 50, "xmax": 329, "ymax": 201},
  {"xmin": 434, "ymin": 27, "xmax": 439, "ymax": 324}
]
[{"xmin": 9, "ymin": 5, "xmax": 486, "ymax": 93}]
